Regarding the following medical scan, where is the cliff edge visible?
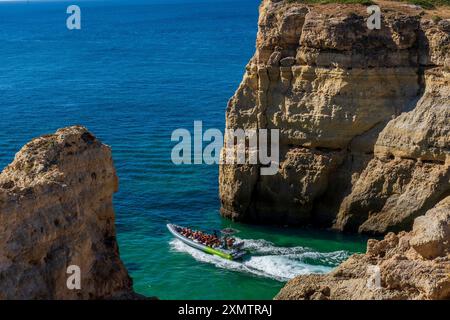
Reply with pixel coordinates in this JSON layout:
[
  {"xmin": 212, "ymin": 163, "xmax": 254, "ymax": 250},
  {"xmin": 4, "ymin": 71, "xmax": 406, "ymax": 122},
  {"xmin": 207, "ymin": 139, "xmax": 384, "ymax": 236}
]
[
  {"xmin": 219, "ymin": 0, "xmax": 450, "ymax": 235},
  {"xmin": 0, "ymin": 126, "xmax": 138, "ymax": 299},
  {"xmin": 276, "ymin": 197, "xmax": 450, "ymax": 300}
]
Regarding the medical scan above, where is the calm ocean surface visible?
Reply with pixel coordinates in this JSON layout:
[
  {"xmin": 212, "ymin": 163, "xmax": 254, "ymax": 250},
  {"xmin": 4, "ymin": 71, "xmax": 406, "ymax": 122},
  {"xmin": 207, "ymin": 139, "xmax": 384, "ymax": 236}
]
[{"xmin": 0, "ymin": 0, "xmax": 367, "ymax": 299}]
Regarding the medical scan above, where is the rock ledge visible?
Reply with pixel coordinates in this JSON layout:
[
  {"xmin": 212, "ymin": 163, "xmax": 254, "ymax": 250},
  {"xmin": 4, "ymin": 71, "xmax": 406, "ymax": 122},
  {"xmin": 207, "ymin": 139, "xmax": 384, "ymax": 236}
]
[{"xmin": 0, "ymin": 126, "xmax": 138, "ymax": 299}]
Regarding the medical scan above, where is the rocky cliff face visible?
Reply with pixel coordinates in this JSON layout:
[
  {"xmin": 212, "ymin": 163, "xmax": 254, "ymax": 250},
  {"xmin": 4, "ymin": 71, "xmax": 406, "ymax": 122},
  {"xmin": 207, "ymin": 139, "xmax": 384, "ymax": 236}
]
[
  {"xmin": 335, "ymin": 67, "xmax": 450, "ymax": 234},
  {"xmin": 0, "ymin": 126, "xmax": 137, "ymax": 299},
  {"xmin": 276, "ymin": 196, "xmax": 450, "ymax": 300},
  {"xmin": 219, "ymin": 0, "xmax": 450, "ymax": 234}
]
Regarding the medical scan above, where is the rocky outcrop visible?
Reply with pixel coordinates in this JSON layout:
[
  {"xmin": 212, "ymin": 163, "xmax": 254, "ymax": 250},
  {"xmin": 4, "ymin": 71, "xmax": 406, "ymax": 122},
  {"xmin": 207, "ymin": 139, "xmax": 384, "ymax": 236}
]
[
  {"xmin": 335, "ymin": 68, "xmax": 450, "ymax": 234},
  {"xmin": 276, "ymin": 197, "xmax": 450, "ymax": 300},
  {"xmin": 219, "ymin": 0, "xmax": 450, "ymax": 234},
  {"xmin": 0, "ymin": 126, "xmax": 137, "ymax": 299}
]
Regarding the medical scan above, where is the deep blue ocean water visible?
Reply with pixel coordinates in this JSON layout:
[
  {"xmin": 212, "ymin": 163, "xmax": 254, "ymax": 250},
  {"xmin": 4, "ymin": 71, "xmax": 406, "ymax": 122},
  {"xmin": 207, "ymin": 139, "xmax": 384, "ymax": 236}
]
[{"xmin": 0, "ymin": 0, "xmax": 367, "ymax": 299}]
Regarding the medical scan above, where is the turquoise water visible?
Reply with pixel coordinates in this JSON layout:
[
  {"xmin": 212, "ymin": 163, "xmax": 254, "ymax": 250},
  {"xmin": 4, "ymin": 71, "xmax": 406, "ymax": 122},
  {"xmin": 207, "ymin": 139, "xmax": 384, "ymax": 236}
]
[{"xmin": 0, "ymin": 0, "xmax": 367, "ymax": 299}]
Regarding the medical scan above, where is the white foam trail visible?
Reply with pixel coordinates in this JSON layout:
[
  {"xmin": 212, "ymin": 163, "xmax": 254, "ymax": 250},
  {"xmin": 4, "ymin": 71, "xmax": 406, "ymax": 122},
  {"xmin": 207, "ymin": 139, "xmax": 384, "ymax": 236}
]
[
  {"xmin": 240, "ymin": 238, "xmax": 309, "ymax": 254},
  {"xmin": 238, "ymin": 238, "xmax": 349, "ymax": 265},
  {"xmin": 170, "ymin": 238, "xmax": 350, "ymax": 282}
]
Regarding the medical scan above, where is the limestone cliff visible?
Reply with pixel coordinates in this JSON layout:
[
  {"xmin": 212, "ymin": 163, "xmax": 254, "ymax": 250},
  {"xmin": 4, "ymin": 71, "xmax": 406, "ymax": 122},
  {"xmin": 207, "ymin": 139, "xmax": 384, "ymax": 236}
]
[
  {"xmin": 219, "ymin": 0, "xmax": 450, "ymax": 234},
  {"xmin": 276, "ymin": 197, "xmax": 450, "ymax": 300},
  {"xmin": 0, "ymin": 126, "xmax": 137, "ymax": 299},
  {"xmin": 335, "ymin": 65, "xmax": 450, "ymax": 234}
]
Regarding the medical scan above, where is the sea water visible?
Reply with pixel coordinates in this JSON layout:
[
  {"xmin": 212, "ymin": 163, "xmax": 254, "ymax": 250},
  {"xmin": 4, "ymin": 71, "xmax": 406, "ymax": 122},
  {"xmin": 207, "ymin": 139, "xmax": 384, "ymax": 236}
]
[{"xmin": 0, "ymin": 0, "xmax": 367, "ymax": 299}]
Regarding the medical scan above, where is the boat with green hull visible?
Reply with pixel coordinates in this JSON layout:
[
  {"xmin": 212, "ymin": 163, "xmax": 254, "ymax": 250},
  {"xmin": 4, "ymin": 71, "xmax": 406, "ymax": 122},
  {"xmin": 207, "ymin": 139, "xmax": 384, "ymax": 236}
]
[{"xmin": 167, "ymin": 223, "xmax": 246, "ymax": 260}]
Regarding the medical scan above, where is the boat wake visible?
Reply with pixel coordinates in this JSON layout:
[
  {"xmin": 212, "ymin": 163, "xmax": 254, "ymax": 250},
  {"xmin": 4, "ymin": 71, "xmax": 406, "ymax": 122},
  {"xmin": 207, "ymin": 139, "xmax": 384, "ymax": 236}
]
[{"xmin": 169, "ymin": 238, "xmax": 351, "ymax": 282}]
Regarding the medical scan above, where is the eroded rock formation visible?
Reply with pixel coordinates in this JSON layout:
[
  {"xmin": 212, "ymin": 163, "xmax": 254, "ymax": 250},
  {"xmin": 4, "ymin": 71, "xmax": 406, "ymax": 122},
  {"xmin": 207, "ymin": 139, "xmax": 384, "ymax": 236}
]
[
  {"xmin": 219, "ymin": 0, "xmax": 450, "ymax": 234},
  {"xmin": 276, "ymin": 197, "xmax": 450, "ymax": 300},
  {"xmin": 0, "ymin": 126, "xmax": 137, "ymax": 299},
  {"xmin": 335, "ymin": 68, "xmax": 450, "ymax": 234}
]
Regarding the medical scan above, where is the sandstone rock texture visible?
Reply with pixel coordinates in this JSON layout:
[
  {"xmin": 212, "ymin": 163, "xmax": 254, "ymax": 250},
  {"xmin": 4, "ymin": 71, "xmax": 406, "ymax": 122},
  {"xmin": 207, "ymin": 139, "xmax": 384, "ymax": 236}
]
[
  {"xmin": 335, "ymin": 67, "xmax": 450, "ymax": 234},
  {"xmin": 219, "ymin": 0, "xmax": 450, "ymax": 234},
  {"xmin": 276, "ymin": 197, "xmax": 450, "ymax": 300},
  {"xmin": 0, "ymin": 126, "xmax": 137, "ymax": 299}
]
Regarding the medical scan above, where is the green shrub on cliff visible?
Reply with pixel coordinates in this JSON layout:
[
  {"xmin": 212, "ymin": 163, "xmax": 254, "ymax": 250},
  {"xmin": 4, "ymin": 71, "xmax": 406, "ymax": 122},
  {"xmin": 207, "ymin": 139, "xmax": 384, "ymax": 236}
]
[
  {"xmin": 286, "ymin": 0, "xmax": 450, "ymax": 9},
  {"xmin": 287, "ymin": 0, "xmax": 374, "ymax": 5}
]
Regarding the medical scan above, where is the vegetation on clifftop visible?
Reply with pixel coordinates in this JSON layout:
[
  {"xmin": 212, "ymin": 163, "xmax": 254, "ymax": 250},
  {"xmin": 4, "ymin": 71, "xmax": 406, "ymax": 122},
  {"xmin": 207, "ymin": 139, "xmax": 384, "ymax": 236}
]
[
  {"xmin": 287, "ymin": 0, "xmax": 374, "ymax": 5},
  {"xmin": 287, "ymin": 0, "xmax": 450, "ymax": 9}
]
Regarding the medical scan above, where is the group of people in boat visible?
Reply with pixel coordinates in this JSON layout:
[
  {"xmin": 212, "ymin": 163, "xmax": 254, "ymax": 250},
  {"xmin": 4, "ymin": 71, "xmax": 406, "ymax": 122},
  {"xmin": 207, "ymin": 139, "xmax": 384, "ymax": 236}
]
[{"xmin": 178, "ymin": 227, "xmax": 235, "ymax": 249}]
